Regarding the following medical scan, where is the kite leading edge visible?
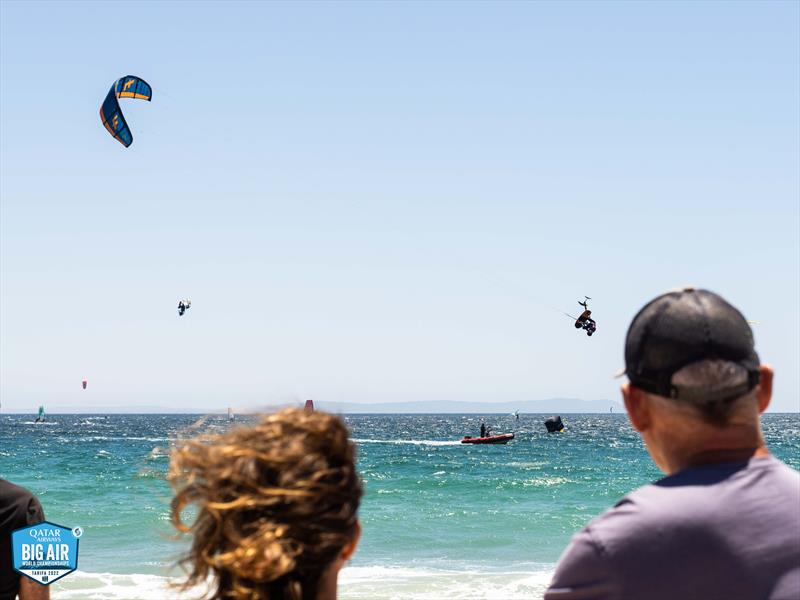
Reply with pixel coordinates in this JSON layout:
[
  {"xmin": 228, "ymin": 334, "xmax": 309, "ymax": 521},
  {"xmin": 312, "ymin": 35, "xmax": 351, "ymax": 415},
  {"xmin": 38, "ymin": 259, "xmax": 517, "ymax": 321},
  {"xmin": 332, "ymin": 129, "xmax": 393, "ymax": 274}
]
[{"xmin": 99, "ymin": 75, "xmax": 152, "ymax": 147}]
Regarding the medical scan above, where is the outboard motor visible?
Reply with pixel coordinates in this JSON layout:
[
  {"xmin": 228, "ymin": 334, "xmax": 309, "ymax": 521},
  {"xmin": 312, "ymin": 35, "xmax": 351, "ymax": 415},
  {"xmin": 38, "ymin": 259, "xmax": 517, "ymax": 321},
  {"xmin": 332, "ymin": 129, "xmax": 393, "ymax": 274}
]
[{"xmin": 544, "ymin": 415, "xmax": 565, "ymax": 433}]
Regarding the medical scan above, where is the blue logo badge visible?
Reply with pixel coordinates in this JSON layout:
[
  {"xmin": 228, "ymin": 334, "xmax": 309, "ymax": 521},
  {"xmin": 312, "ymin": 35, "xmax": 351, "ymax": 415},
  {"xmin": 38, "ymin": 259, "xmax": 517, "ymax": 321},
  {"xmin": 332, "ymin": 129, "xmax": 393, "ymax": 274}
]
[{"xmin": 12, "ymin": 521, "xmax": 80, "ymax": 585}]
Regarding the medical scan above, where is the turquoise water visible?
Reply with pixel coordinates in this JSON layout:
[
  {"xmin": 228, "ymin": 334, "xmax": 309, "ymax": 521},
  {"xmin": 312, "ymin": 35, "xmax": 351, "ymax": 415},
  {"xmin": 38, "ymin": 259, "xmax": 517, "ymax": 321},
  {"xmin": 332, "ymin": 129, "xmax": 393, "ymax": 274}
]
[{"xmin": 1, "ymin": 413, "xmax": 798, "ymax": 599}]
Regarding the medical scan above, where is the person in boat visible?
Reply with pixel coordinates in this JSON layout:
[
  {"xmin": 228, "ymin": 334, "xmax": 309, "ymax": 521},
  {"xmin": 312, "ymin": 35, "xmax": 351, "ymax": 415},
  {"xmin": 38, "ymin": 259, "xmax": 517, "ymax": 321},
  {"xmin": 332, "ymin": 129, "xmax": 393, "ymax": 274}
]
[
  {"xmin": 480, "ymin": 422, "xmax": 487, "ymax": 438},
  {"xmin": 545, "ymin": 288, "xmax": 800, "ymax": 600},
  {"xmin": 169, "ymin": 407, "xmax": 362, "ymax": 600}
]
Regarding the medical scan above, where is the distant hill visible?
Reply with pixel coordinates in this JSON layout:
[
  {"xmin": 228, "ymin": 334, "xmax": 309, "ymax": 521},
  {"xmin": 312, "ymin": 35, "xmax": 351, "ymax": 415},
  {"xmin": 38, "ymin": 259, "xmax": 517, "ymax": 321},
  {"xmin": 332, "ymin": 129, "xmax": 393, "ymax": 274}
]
[{"xmin": 315, "ymin": 398, "xmax": 621, "ymax": 414}]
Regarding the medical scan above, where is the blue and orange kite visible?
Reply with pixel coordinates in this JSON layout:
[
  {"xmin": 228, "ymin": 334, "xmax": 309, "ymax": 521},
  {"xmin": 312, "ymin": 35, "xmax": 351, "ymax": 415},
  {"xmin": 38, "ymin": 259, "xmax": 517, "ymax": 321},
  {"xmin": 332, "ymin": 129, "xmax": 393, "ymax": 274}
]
[{"xmin": 99, "ymin": 76, "xmax": 152, "ymax": 147}]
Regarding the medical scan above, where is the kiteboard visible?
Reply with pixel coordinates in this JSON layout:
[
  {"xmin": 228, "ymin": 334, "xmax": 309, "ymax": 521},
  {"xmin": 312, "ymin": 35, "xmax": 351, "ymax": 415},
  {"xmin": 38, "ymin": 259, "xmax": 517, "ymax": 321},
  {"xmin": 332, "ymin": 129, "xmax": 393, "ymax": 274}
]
[{"xmin": 574, "ymin": 309, "xmax": 592, "ymax": 328}]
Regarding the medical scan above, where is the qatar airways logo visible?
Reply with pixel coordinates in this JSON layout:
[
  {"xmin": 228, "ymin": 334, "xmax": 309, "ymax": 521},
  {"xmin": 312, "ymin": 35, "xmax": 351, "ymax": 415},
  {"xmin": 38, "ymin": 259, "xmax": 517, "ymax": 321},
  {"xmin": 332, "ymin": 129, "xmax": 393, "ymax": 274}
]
[
  {"xmin": 26, "ymin": 527, "xmax": 63, "ymax": 543},
  {"xmin": 12, "ymin": 521, "xmax": 81, "ymax": 585}
]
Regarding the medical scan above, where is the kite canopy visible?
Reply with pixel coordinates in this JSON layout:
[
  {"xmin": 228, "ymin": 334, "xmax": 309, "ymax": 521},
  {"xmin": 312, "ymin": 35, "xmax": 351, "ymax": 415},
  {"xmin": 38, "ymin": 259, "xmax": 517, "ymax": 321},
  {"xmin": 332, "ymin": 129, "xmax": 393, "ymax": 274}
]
[
  {"xmin": 544, "ymin": 415, "xmax": 565, "ymax": 433},
  {"xmin": 99, "ymin": 75, "xmax": 152, "ymax": 147}
]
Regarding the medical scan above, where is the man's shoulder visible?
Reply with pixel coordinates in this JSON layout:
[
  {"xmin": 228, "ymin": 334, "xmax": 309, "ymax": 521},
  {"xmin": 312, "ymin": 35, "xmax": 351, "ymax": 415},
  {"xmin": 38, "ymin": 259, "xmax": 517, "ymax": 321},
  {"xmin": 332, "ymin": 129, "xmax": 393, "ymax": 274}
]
[
  {"xmin": 0, "ymin": 479, "xmax": 45, "ymax": 531},
  {"xmin": 585, "ymin": 456, "xmax": 800, "ymax": 549},
  {"xmin": 547, "ymin": 458, "xmax": 800, "ymax": 600},
  {"xmin": 0, "ymin": 479, "xmax": 40, "ymax": 508},
  {"xmin": 580, "ymin": 487, "xmax": 658, "ymax": 550},
  {"xmin": 0, "ymin": 479, "xmax": 37, "ymax": 501},
  {"xmin": 756, "ymin": 455, "xmax": 800, "ymax": 482}
]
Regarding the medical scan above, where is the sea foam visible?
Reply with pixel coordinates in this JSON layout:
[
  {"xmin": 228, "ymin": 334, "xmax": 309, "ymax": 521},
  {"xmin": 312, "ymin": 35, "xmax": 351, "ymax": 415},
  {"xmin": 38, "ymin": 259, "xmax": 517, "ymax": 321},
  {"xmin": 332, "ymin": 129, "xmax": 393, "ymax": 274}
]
[{"xmin": 52, "ymin": 565, "xmax": 554, "ymax": 599}]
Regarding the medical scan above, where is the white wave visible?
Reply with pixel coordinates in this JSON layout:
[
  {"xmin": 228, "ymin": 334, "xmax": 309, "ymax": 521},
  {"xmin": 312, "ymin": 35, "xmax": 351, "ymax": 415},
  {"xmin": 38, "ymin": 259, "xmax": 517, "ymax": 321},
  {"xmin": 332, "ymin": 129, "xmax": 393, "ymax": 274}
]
[
  {"xmin": 146, "ymin": 447, "xmax": 171, "ymax": 459},
  {"xmin": 506, "ymin": 461, "xmax": 547, "ymax": 470},
  {"xmin": 521, "ymin": 476, "xmax": 572, "ymax": 487},
  {"xmin": 50, "ymin": 565, "xmax": 554, "ymax": 599},
  {"xmin": 50, "ymin": 571, "xmax": 197, "ymax": 600},
  {"xmin": 74, "ymin": 436, "xmax": 169, "ymax": 442},
  {"xmin": 352, "ymin": 438, "xmax": 462, "ymax": 446},
  {"xmin": 342, "ymin": 565, "xmax": 553, "ymax": 599}
]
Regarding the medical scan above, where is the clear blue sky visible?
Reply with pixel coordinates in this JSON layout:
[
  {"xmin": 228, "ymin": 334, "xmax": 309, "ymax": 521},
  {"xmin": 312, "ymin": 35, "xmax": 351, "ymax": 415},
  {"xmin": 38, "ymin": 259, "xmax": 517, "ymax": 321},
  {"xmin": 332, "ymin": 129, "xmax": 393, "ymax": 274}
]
[{"xmin": 1, "ymin": 1, "xmax": 798, "ymax": 412}]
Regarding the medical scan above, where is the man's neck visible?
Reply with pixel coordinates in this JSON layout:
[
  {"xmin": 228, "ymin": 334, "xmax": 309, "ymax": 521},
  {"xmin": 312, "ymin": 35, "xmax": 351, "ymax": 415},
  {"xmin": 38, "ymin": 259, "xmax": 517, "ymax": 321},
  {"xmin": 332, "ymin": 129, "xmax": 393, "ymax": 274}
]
[
  {"xmin": 682, "ymin": 445, "xmax": 770, "ymax": 469},
  {"xmin": 651, "ymin": 414, "xmax": 769, "ymax": 475}
]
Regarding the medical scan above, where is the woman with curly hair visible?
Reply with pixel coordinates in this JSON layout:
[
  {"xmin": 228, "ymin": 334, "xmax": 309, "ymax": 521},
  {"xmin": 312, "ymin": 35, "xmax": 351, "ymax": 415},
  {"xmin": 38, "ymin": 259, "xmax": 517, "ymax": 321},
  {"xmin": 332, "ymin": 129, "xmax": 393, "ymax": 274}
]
[{"xmin": 169, "ymin": 408, "xmax": 362, "ymax": 600}]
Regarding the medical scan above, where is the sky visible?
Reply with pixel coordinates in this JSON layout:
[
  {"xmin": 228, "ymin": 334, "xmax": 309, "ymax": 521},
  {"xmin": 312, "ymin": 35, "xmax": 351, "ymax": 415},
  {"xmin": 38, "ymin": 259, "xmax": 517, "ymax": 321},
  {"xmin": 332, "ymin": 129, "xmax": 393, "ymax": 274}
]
[{"xmin": 1, "ymin": 1, "xmax": 798, "ymax": 413}]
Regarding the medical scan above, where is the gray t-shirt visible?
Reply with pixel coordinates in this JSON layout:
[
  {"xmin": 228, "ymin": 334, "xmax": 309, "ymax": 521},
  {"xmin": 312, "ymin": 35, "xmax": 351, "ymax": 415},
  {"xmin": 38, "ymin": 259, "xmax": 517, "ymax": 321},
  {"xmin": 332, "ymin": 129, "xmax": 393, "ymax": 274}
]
[{"xmin": 545, "ymin": 456, "xmax": 800, "ymax": 600}]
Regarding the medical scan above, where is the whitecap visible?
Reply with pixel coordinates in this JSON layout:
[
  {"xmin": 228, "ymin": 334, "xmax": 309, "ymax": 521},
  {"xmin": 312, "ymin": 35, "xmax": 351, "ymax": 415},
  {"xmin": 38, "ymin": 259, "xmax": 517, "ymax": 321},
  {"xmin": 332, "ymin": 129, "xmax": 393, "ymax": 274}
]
[{"xmin": 352, "ymin": 439, "xmax": 461, "ymax": 446}]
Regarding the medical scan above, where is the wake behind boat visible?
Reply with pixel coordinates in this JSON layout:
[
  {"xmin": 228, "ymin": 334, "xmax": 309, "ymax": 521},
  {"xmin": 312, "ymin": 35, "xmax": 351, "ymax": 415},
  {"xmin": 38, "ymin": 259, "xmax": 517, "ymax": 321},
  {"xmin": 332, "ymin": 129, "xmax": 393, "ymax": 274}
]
[{"xmin": 461, "ymin": 433, "xmax": 514, "ymax": 445}]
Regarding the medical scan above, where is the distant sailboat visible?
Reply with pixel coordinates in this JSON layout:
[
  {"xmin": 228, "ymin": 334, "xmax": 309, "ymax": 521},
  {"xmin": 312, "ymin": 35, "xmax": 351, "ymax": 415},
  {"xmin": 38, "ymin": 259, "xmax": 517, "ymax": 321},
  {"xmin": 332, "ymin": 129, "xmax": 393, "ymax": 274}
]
[
  {"xmin": 610, "ymin": 406, "xmax": 614, "ymax": 414},
  {"xmin": 35, "ymin": 405, "xmax": 45, "ymax": 423},
  {"xmin": 228, "ymin": 407, "xmax": 234, "ymax": 422}
]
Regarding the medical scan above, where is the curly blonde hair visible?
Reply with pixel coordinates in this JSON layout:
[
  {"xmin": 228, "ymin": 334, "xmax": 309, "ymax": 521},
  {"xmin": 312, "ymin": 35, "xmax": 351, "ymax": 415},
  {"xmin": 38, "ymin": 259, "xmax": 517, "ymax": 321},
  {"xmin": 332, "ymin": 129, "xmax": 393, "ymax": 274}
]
[{"xmin": 169, "ymin": 408, "xmax": 362, "ymax": 600}]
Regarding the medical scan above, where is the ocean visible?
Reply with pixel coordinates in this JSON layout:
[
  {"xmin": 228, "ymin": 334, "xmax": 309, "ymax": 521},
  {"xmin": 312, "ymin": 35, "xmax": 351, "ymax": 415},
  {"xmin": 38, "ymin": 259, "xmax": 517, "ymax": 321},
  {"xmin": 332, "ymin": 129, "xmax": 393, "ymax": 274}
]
[{"xmin": 1, "ymin": 413, "xmax": 798, "ymax": 599}]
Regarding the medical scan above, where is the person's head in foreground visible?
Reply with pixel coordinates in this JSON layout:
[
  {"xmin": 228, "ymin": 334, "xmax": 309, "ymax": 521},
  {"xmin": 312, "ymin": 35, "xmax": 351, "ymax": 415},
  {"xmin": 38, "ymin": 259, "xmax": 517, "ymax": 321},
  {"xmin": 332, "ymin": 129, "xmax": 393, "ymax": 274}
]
[
  {"xmin": 545, "ymin": 288, "xmax": 800, "ymax": 600},
  {"xmin": 169, "ymin": 408, "xmax": 362, "ymax": 600},
  {"xmin": 621, "ymin": 286, "xmax": 770, "ymax": 473}
]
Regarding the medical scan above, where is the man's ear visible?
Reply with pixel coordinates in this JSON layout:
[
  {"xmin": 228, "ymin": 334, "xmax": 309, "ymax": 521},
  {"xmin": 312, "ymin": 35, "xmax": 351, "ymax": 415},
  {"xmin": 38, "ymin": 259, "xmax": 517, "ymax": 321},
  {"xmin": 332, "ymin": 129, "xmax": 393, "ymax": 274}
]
[
  {"xmin": 340, "ymin": 521, "xmax": 361, "ymax": 563},
  {"xmin": 623, "ymin": 383, "xmax": 650, "ymax": 432},
  {"xmin": 756, "ymin": 365, "xmax": 773, "ymax": 415}
]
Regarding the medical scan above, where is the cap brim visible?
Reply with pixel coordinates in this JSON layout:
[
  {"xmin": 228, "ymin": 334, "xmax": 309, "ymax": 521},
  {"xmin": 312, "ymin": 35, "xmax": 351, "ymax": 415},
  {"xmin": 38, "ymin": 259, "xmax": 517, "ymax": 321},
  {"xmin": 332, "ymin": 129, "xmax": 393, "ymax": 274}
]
[{"xmin": 613, "ymin": 367, "xmax": 627, "ymax": 379}]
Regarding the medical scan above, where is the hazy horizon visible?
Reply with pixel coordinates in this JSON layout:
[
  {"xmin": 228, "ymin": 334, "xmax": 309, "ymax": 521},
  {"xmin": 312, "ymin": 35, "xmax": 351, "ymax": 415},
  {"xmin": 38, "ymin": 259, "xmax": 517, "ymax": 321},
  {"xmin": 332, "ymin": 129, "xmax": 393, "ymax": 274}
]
[{"xmin": 2, "ymin": 396, "xmax": 797, "ymax": 415}]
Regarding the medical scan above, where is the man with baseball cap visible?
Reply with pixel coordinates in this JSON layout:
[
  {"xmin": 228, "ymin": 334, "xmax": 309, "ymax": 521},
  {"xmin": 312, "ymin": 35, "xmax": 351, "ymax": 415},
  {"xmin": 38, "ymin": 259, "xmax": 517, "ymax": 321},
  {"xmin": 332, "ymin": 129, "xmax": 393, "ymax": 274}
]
[{"xmin": 545, "ymin": 288, "xmax": 800, "ymax": 600}]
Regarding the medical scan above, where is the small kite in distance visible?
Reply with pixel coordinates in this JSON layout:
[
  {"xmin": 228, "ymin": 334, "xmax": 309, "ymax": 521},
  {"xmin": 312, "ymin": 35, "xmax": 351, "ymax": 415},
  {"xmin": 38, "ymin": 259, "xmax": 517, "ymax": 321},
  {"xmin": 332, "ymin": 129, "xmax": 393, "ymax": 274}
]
[{"xmin": 99, "ymin": 75, "xmax": 152, "ymax": 147}]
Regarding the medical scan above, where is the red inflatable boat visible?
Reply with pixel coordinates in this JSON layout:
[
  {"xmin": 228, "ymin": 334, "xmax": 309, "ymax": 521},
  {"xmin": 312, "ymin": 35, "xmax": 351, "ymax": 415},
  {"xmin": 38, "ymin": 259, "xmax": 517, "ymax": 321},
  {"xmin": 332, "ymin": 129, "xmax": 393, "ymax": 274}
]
[{"xmin": 461, "ymin": 433, "xmax": 514, "ymax": 445}]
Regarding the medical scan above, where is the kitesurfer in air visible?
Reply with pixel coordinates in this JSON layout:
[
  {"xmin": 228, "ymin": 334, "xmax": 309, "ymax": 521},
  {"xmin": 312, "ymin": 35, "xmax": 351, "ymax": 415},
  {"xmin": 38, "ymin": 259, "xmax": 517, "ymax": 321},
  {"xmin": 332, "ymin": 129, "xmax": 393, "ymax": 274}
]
[
  {"xmin": 178, "ymin": 299, "xmax": 191, "ymax": 317},
  {"xmin": 576, "ymin": 317, "xmax": 597, "ymax": 335},
  {"xmin": 575, "ymin": 296, "xmax": 597, "ymax": 336}
]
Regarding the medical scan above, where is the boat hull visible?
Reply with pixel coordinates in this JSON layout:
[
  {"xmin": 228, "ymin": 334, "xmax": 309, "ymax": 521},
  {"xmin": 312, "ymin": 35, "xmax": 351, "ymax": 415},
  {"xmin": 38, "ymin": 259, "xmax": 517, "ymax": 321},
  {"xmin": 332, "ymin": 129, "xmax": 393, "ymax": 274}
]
[{"xmin": 461, "ymin": 433, "xmax": 514, "ymax": 445}]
